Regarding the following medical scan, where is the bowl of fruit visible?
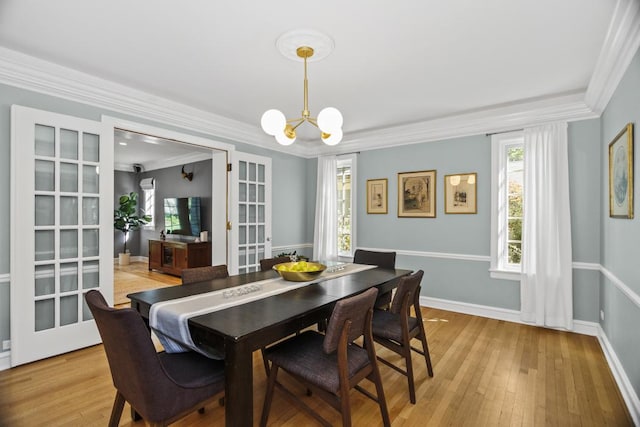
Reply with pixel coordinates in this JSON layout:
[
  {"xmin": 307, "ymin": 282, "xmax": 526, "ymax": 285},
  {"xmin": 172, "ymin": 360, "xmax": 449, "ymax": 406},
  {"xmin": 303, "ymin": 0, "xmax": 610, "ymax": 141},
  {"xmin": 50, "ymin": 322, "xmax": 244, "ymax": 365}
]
[{"xmin": 273, "ymin": 261, "xmax": 326, "ymax": 282}]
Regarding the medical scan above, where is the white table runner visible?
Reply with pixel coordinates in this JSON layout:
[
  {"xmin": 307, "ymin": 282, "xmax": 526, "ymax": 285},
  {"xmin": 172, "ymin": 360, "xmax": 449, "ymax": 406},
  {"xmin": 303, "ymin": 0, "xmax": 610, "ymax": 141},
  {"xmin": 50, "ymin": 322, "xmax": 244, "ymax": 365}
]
[{"xmin": 149, "ymin": 263, "xmax": 377, "ymax": 359}]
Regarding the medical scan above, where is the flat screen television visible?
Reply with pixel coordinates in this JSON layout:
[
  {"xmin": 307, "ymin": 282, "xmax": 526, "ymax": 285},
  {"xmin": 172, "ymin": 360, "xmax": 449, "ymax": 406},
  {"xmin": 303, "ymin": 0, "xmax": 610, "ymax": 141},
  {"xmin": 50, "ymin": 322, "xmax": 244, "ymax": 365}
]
[{"xmin": 163, "ymin": 197, "xmax": 202, "ymax": 236}]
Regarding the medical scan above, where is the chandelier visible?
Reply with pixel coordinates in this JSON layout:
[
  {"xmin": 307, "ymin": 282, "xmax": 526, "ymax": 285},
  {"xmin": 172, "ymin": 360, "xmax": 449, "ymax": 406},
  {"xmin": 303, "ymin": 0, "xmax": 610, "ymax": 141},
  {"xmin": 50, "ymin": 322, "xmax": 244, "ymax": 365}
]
[{"xmin": 261, "ymin": 45, "xmax": 343, "ymax": 146}]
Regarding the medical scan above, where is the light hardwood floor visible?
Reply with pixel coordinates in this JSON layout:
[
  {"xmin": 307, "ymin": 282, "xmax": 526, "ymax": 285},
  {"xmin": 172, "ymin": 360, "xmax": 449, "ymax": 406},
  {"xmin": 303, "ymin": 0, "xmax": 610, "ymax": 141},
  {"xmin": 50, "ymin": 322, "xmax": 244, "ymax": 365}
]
[
  {"xmin": 113, "ymin": 261, "xmax": 180, "ymax": 306},
  {"xmin": 0, "ymin": 267, "xmax": 632, "ymax": 426}
]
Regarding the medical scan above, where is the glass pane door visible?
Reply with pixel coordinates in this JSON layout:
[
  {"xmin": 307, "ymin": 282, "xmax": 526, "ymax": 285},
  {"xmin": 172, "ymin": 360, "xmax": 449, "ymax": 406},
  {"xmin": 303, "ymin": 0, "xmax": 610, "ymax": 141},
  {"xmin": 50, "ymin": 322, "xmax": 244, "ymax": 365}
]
[
  {"xmin": 233, "ymin": 153, "xmax": 271, "ymax": 274},
  {"xmin": 11, "ymin": 106, "xmax": 111, "ymax": 367}
]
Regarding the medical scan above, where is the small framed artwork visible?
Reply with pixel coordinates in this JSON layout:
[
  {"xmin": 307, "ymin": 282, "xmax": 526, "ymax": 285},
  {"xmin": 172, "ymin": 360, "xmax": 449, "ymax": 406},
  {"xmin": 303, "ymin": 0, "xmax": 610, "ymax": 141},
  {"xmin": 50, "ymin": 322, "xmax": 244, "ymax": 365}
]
[
  {"xmin": 367, "ymin": 178, "xmax": 388, "ymax": 214},
  {"xmin": 609, "ymin": 123, "xmax": 634, "ymax": 218},
  {"xmin": 397, "ymin": 170, "xmax": 436, "ymax": 218},
  {"xmin": 445, "ymin": 173, "xmax": 477, "ymax": 214}
]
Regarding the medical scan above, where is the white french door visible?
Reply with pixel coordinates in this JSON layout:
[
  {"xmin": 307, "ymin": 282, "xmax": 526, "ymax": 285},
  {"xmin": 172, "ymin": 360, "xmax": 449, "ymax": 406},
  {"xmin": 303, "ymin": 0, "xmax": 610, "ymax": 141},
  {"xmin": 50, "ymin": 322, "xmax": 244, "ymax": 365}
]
[
  {"xmin": 10, "ymin": 106, "xmax": 112, "ymax": 366},
  {"xmin": 230, "ymin": 152, "xmax": 272, "ymax": 274}
]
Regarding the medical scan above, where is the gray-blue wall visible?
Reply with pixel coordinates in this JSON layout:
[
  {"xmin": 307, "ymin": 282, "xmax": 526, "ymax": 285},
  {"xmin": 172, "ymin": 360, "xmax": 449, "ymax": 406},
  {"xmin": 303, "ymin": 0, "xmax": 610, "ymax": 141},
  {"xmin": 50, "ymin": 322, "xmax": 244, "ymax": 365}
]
[
  {"xmin": 114, "ymin": 159, "xmax": 215, "ymax": 258},
  {"xmin": 348, "ymin": 122, "xmax": 601, "ymax": 318},
  {"xmin": 600, "ymin": 45, "xmax": 640, "ymax": 400}
]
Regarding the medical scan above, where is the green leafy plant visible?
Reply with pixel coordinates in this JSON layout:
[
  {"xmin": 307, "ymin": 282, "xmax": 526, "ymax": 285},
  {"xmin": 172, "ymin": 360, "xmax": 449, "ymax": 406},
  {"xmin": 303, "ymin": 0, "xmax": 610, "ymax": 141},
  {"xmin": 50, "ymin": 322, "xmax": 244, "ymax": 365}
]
[
  {"xmin": 114, "ymin": 192, "xmax": 152, "ymax": 254},
  {"xmin": 276, "ymin": 251, "xmax": 309, "ymax": 262}
]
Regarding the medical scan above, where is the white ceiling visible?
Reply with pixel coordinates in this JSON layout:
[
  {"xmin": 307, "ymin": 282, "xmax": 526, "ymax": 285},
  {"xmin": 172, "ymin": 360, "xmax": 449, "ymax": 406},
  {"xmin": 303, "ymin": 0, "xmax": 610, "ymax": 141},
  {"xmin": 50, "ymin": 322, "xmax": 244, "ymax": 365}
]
[
  {"xmin": 113, "ymin": 129, "xmax": 213, "ymax": 172},
  {"xmin": 0, "ymin": 0, "xmax": 634, "ymax": 162}
]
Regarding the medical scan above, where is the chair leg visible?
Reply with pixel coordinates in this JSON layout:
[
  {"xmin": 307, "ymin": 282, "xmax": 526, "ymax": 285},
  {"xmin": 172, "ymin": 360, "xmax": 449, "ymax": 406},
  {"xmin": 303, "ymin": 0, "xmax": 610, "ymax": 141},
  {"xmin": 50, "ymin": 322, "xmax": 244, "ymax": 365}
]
[
  {"xmin": 109, "ymin": 391, "xmax": 125, "ymax": 427},
  {"xmin": 339, "ymin": 389, "xmax": 352, "ymax": 427},
  {"xmin": 418, "ymin": 327, "xmax": 434, "ymax": 377},
  {"xmin": 371, "ymin": 362, "xmax": 391, "ymax": 427},
  {"xmin": 260, "ymin": 364, "xmax": 279, "ymax": 427},
  {"xmin": 404, "ymin": 344, "xmax": 417, "ymax": 404}
]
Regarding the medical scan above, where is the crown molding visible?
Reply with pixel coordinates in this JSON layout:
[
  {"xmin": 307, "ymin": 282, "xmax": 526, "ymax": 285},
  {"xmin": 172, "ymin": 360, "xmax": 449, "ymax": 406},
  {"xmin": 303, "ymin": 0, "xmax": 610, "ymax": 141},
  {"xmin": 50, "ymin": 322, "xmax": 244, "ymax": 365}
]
[
  {"xmin": 0, "ymin": 47, "xmax": 267, "ymax": 145},
  {"xmin": 323, "ymin": 92, "xmax": 598, "ymax": 156},
  {"xmin": 114, "ymin": 151, "xmax": 213, "ymax": 172},
  {"xmin": 585, "ymin": 0, "xmax": 640, "ymax": 114}
]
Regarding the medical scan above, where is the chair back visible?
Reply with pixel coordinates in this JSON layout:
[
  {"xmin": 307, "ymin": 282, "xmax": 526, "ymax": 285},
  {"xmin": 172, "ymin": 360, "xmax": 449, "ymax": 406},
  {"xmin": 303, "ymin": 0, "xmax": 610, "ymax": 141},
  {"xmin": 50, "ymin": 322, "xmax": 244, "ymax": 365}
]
[
  {"xmin": 84, "ymin": 290, "xmax": 174, "ymax": 417},
  {"xmin": 390, "ymin": 270, "xmax": 424, "ymax": 314},
  {"xmin": 353, "ymin": 249, "xmax": 396, "ymax": 269},
  {"xmin": 259, "ymin": 256, "xmax": 291, "ymax": 271},
  {"xmin": 181, "ymin": 264, "xmax": 229, "ymax": 285},
  {"xmin": 323, "ymin": 287, "xmax": 378, "ymax": 354}
]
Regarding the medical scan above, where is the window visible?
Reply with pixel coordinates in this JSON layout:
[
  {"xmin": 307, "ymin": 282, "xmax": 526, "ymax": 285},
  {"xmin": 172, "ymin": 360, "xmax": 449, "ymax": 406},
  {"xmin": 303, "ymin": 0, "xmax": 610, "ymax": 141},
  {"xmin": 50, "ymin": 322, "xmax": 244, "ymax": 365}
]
[
  {"xmin": 337, "ymin": 155, "xmax": 357, "ymax": 258},
  {"xmin": 490, "ymin": 132, "xmax": 523, "ymax": 280},
  {"xmin": 142, "ymin": 189, "xmax": 155, "ymax": 228},
  {"xmin": 139, "ymin": 178, "xmax": 155, "ymax": 229}
]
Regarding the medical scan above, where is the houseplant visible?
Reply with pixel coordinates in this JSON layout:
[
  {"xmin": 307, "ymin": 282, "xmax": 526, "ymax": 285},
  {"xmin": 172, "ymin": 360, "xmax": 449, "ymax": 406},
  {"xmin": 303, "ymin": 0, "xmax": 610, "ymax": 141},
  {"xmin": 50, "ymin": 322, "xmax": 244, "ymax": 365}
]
[{"xmin": 114, "ymin": 192, "xmax": 152, "ymax": 265}]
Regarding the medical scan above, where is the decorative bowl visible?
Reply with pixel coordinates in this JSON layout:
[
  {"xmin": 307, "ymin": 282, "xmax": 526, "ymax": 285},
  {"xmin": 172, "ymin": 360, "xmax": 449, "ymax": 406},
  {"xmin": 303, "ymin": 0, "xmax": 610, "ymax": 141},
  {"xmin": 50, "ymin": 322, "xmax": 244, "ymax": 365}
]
[{"xmin": 273, "ymin": 261, "xmax": 327, "ymax": 282}]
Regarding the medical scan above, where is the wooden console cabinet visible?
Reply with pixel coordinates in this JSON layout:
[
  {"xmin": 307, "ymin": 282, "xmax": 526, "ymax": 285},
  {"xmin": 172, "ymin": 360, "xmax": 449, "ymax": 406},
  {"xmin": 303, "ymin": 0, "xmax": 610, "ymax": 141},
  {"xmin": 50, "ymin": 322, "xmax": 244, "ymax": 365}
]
[{"xmin": 148, "ymin": 239, "xmax": 212, "ymax": 277}]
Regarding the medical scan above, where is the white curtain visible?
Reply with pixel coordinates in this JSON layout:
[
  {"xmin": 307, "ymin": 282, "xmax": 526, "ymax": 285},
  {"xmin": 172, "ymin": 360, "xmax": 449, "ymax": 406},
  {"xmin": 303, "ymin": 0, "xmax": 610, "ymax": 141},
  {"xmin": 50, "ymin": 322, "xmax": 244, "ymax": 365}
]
[
  {"xmin": 313, "ymin": 156, "xmax": 338, "ymax": 262},
  {"xmin": 521, "ymin": 122, "xmax": 573, "ymax": 329}
]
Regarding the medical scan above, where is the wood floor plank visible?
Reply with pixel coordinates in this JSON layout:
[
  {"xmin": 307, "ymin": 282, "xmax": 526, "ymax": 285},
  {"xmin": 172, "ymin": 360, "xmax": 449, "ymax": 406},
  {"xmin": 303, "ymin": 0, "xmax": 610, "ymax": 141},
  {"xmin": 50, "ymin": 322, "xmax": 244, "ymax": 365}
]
[{"xmin": 0, "ymin": 264, "xmax": 633, "ymax": 426}]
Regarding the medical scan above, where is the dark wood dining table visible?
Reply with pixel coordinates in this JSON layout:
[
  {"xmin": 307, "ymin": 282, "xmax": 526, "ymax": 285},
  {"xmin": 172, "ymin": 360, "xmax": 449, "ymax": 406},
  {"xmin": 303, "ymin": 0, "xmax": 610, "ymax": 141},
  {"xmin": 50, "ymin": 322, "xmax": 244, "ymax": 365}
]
[{"xmin": 128, "ymin": 266, "xmax": 411, "ymax": 426}]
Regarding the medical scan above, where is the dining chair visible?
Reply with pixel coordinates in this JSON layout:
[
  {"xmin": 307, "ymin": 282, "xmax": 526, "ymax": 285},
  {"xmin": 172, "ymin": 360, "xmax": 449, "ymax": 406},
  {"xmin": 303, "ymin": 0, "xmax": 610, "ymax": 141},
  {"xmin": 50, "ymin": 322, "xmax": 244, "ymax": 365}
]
[
  {"xmin": 259, "ymin": 256, "xmax": 291, "ymax": 271},
  {"xmin": 371, "ymin": 269, "xmax": 433, "ymax": 404},
  {"xmin": 84, "ymin": 290, "xmax": 225, "ymax": 427},
  {"xmin": 353, "ymin": 249, "xmax": 396, "ymax": 269},
  {"xmin": 260, "ymin": 287, "xmax": 390, "ymax": 427},
  {"xmin": 353, "ymin": 249, "xmax": 397, "ymax": 309},
  {"xmin": 181, "ymin": 264, "xmax": 229, "ymax": 285}
]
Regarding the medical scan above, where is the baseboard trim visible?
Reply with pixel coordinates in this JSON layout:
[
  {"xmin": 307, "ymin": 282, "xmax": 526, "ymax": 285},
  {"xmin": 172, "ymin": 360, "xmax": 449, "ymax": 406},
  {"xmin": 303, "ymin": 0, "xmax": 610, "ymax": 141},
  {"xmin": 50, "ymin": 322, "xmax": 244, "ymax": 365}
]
[
  {"xmin": 0, "ymin": 351, "xmax": 10, "ymax": 371},
  {"xmin": 113, "ymin": 256, "xmax": 148, "ymax": 265},
  {"xmin": 421, "ymin": 296, "xmax": 521, "ymax": 323},
  {"xmin": 420, "ymin": 296, "xmax": 600, "ymax": 337},
  {"xmin": 597, "ymin": 325, "xmax": 640, "ymax": 426}
]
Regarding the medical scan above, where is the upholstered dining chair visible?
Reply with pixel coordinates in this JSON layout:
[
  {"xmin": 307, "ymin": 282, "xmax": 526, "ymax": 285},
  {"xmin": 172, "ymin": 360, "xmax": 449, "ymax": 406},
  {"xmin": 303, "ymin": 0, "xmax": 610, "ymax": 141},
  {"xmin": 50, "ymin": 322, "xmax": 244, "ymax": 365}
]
[
  {"xmin": 371, "ymin": 269, "xmax": 434, "ymax": 404},
  {"xmin": 259, "ymin": 256, "xmax": 291, "ymax": 271},
  {"xmin": 181, "ymin": 264, "xmax": 229, "ymax": 285},
  {"xmin": 353, "ymin": 249, "xmax": 396, "ymax": 269},
  {"xmin": 353, "ymin": 249, "xmax": 397, "ymax": 309},
  {"xmin": 84, "ymin": 290, "xmax": 225, "ymax": 427},
  {"xmin": 260, "ymin": 287, "xmax": 390, "ymax": 427}
]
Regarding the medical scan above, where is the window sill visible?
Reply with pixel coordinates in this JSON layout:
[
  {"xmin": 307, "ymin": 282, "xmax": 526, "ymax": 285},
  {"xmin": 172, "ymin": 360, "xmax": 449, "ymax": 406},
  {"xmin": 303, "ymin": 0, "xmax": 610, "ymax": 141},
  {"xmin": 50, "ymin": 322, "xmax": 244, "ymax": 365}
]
[{"xmin": 489, "ymin": 268, "xmax": 521, "ymax": 281}]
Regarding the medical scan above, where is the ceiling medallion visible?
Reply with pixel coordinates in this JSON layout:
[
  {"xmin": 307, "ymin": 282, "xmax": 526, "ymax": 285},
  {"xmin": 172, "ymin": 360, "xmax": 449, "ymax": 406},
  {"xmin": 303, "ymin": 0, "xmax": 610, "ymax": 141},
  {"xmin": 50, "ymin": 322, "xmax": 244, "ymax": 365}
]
[{"xmin": 261, "ymin": 30, "xmax": 342, "ymax": 146}]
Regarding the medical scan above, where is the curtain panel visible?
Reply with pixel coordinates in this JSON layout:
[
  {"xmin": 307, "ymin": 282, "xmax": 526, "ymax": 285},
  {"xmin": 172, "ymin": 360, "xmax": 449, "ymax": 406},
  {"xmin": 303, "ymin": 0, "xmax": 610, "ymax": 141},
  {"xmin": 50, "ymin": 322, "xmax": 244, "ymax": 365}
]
[
  {"xmin": 521, "ymin": 122, "xmax": 573, "ymax": 329},
  {"xmin": 313, "ymin": 156, "xmax": 338, "ymax": 262}
]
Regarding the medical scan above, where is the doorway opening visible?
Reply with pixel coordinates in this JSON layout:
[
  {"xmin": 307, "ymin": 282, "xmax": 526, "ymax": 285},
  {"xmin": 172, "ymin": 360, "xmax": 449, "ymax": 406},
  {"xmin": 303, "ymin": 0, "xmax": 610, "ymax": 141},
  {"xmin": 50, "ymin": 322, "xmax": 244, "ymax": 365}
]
[{"xmin": 107, "ymin": 118, "xmax": 234, "ymax": 305}]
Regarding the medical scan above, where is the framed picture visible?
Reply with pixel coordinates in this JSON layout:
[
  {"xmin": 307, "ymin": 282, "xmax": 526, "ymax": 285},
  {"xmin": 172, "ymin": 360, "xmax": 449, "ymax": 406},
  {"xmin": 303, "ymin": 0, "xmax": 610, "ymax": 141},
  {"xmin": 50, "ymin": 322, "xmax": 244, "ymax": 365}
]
[
  {"xmin": 397, "ymin": 170, "xmax": 436, "ymax": 217},
  {"xmin": 445, "ymin": 173, "xmax": 477, "ymax": 214},
  {"xmin": 609, "ymin": 123, "xmax": 634, "ymax": 218},
  {"xmin": 367, "ymin": 178, "xmax": 388, "ymax": 214}
]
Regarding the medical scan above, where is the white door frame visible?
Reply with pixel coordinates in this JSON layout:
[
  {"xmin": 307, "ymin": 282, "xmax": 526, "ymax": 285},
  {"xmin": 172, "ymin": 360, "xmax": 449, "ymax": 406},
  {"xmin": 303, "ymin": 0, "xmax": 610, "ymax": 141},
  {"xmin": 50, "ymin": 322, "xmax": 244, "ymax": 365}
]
[{"xmin": 102, "ymin": 116, "xmax": 235, "ymax": 267}]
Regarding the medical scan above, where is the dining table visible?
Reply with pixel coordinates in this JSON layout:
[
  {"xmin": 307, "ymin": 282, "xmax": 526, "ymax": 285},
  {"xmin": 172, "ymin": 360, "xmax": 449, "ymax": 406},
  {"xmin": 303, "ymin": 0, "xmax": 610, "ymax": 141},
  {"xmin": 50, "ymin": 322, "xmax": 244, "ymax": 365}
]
[{"xmin": 128, "ymin": 264, "xmax": 411, "ymax": 426}]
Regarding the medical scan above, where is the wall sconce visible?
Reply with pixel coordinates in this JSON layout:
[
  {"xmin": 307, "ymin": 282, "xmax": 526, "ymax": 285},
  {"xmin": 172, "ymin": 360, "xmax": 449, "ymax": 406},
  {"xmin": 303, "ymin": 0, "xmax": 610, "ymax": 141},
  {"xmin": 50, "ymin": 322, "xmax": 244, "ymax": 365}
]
[{"xmin": 181, "ymin": 165, "xmax": 193, "ymax": 181}]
